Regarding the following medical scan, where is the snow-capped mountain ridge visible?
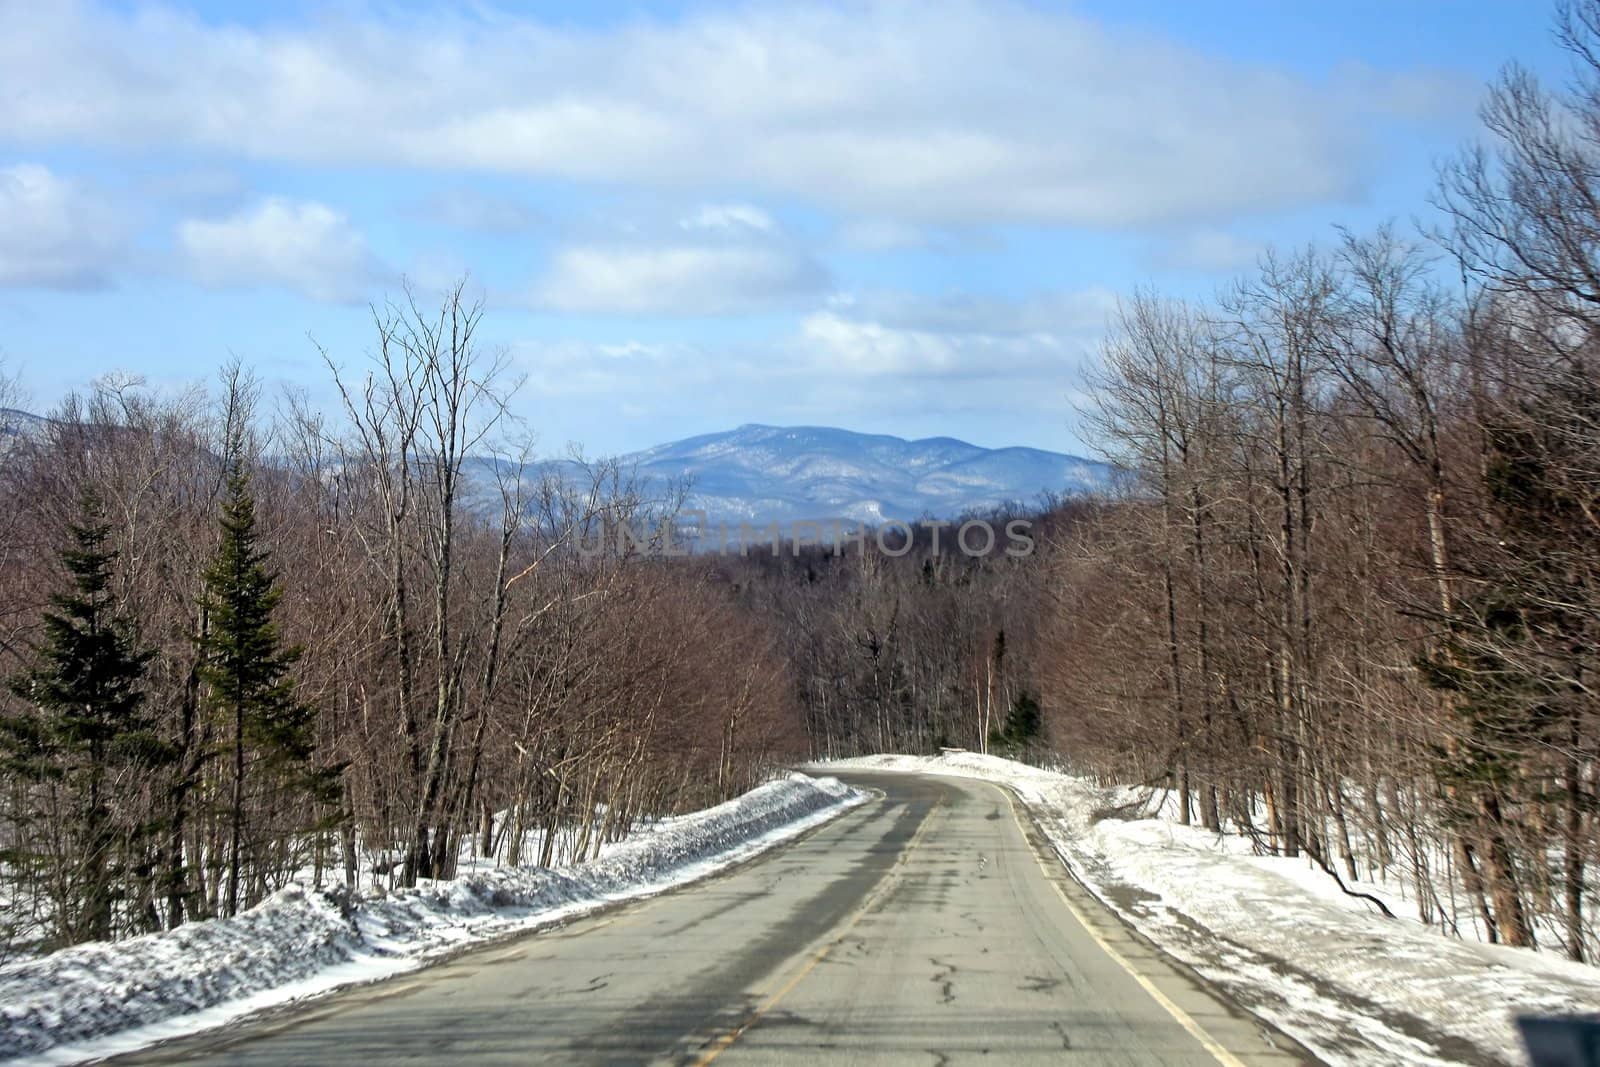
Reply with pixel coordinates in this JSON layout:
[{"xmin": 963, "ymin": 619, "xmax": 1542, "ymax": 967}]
[
  {"xmin": 0, "ymin": 408, "xmax": 49, "ymax": 436},
  {"xmin": 614, "ymin": 423, "xmax": 1109, "ymax": 524},
  {"xmin": 0, "ymin": 410, "xmax": 1109, "ymax": 524}
]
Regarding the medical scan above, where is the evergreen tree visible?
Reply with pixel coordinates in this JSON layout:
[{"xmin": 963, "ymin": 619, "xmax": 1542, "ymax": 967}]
[
  {"xmin": 1412, "ymin": 373, "xmax": 1599, "ymax": 948},
  {"xmin": 990, "ymin": 691, "xmax": 1043, "ymax": 752},
  {"xmin": 197, "ymin": 459, "xmax": 324, "ymax": 917},
  {"xmin": 3, "ymin": 494, "xmax": 161, "ymax": 945}
]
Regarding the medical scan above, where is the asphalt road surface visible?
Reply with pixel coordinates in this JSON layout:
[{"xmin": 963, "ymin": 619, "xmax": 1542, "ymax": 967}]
[{"xmin": 118, "ymin": 772, "xmax": 1313, "ymax": 1066}]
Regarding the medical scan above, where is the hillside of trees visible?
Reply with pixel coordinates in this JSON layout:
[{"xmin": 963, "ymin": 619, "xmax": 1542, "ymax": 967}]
[{"xmin": 0, "ymin": 292, "xmax": 804, "ymax": 956}]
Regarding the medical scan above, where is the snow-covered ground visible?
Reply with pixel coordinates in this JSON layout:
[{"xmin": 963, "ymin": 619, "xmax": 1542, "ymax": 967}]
[
  {"xmin": 0, "ymin": 773, "xmax": 864, "ymax": 1066},
  {"xmin": 827, "ymin": 752, "xmax": 1595, "ymax": 1066}
]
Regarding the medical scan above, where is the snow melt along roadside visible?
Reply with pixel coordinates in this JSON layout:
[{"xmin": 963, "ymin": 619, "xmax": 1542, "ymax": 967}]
[
  {"xmin": 0, "ymin": 772, "xmax": 865, "ymax": 1066},
  {"xmin": 828, "ymin": 753, "xmax": 1600, "ymax": 1067}
]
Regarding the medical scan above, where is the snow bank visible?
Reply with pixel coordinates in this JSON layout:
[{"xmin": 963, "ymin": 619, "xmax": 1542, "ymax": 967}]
[
  {"xmin": 829, "ymin": 753, "xmax": 1600, "ymax": 1067},
  {"xmin": 0, "ymin": 773, "xmax": 864, "ymax": 1065}
]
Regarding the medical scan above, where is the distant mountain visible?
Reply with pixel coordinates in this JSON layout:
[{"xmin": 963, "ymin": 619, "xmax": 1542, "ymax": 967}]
[
  {"xmin": 0, "ymin": 408, "xmax": 50, "ymax": 455},
  {"xmin": 606, "ymin": 424, "xmax": 1110, "ymax": 525},
  {"xmin": 0, "ymin": 408, "xmax": 49, "ymax": 438},
  {"xmin": 0, "ymin": 409, "xmax": 1112, "ymax": 526}
]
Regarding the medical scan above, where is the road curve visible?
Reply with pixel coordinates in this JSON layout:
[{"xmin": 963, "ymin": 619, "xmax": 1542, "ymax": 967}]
[{"xmin": 115, "ymin": 772, "xmax": 1312, "ymax": 1066}]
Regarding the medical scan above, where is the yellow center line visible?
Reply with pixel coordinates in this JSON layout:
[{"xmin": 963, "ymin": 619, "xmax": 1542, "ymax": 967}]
[
  {"xmin": 689, "ymin": 792, "xmax": 944, "ymax": 1066},
  {"xmin": 999, "ymin": 785, "xmax": 1247, "ymax": 1067}
]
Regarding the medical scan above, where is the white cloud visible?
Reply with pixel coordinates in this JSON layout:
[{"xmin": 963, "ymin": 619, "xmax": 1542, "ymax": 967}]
[
  {"xmin": 680, "ymin": 203, "xmax": 775, "ymax": 233},
  {"xmin": 534, "ymin": 241, "xmax": 826, "ymax": 316},
  {"xmin": 0, "ymin": 164, "xmax": 124, "ymax": 288},
  {"xmin": 0, "ymin": 2, "xmax": 1452, "ymax": 227},
  {"xmin": 800, "ymin": 313, "xmax": 968, "ymax": 376},
  {"xmin": 797, "ymin": 290, "xmax": 1106, "ymax": 381},
  {"xmin": 825, "ymin": 288, "xmax": 1117, "ymax": 338},
  {"xmin": 178, "ymin": 197, "xmax": 380, "ymax": 302},
  {"xmin": 534, "ymin": 200, "xmax": 823, "ymax": 315}
]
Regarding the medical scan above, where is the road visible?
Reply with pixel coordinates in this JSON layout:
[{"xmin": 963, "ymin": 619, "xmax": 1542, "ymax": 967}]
[{"xmin": 118, "ymin": 772, "xmax": 1312, "ymax": 1066}]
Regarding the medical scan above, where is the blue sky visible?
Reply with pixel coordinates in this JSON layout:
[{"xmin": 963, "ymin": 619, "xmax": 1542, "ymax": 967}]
[{"xmin": 0, "ymin": 1, "xmax": 1569, "ymax": 456}]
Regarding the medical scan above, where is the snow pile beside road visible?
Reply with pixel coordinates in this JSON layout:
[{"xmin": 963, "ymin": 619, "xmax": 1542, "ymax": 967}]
[
  {"xmin": 0, "ymin": 772, "xmax": 864, "ymax": 1065},
  {"xmin": 830, "ymin": 753, "xmax": 1600, "ymax": 1066}
]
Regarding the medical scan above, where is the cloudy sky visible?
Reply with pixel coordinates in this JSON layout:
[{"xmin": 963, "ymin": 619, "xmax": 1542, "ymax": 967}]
[{"xmin": 0, "ymin": 1, "xmax": 1566, "ymax": 456}]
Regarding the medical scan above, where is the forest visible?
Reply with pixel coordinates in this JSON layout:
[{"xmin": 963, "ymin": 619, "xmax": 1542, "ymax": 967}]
[
  {"xmin": 2, "ymin": 0, "xmax": 1598, "ymax": 978},
  {"xmin": 0, "ymin": 294, "xmax": 805, "ymax": 955},
  {"xmin": 754, "ymin": 5, "xmax": 1600, "ymax": 963}
]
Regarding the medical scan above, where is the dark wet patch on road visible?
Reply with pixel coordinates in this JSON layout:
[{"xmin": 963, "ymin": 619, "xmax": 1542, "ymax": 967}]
[{"xmin": 1018, "ymin": 974, "xmax": 1061, "ymax": 994}]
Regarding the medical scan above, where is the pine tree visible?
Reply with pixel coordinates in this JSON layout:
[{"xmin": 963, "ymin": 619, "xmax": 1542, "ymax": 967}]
[
  {"xmin": 3, "ymin": 494, "xmax": 161, "ymax": 946},
  {"xmin": 197, "ymin": 459, "xmax": 324, "ymax": 917},
  {"xmin": 990, "ymin": 691, "xmax": 1043, "ymax": 753}
]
